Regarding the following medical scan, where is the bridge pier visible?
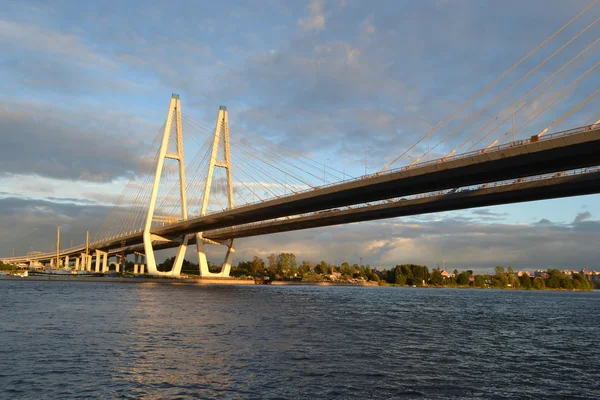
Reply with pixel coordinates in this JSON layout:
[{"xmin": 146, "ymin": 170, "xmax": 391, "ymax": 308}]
[
  {"xmin": 110, "ymin": 256, "xmax": 118, "ymax": 273},
  {"xmin": 80, "ymin": 253, "xmax": 92, "ymax": 271},
  {"xmin": 95, "ymin": 250, "xmax": 108, "ymax": 273},
  {"xmin": 133, "ymin": 252, "xmax": 145, "ymax": 274},
  {"xmin": 64, "ymin": 255, "xmax": 69, "ymax": 269},
  {"xmin": 75, "ymin": 257, "xmax": 80, "ymax": 270},
  {"xmin": 197, "ymin": 235, "xmax": 235, "ymax": 278}
]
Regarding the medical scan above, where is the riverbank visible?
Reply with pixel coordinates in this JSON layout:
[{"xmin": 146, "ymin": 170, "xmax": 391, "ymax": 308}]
[
  {"xmin": 0, "ymin": 275, "xmax": 373, "ymax": 286},
  {"xmin": 1, "ymin": 275, "xmax": 593, "ymax": 290}
]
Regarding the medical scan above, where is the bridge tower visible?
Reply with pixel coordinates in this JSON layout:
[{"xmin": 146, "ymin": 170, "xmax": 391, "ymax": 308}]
[
  {"xmin": 143, "ymin": 96, "xmax": 236, "ymax": 277},
  {"xmin": 143, "ymin": 94, "xmax": 190, "ymax": 276},
  {"xmin": 195, "ymin": 105, "xmax": 235, "ymax": 277}
]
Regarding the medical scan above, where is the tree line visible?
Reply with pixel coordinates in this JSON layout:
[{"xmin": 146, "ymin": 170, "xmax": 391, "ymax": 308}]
[
  {"xmin": 5, "ymin": 252, "xmax": 594, "ymax": 290},
  {"xmin": 385, "ymin": 264, "xmax": 595, "ymax": 290},
  {"xmin": 154, "ymin": 252, "xmax": 597, "ymax": 290}
]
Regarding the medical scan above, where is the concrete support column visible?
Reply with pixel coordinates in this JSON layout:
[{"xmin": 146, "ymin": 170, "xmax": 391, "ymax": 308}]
[
  {"xmin": 65, "ymin": 255, "xmax": 70, "ymax": 269},
  {"xmin": 102, "ymin": 252, "xmax": 108, "ymax": 273},
  {"xmin": 82, "ymin": 253, "xmax": 92, "ymax": 271},
  {"xmin": 75, "ymin": 257, "xmax": 80, "ymax": 270},
  {"xmin": 138, "ymin": 253, "xmax": 146, "ymax": 274},
  {"xmin": 50, "ymin": 258, "xmax": 54, "ymax": 267},
  {"xmin": 115, "ymin": 263, "xmax": 120, "ymax": 273},
  {"xmin": 134, "ymin": 253, "xmax": 139, "ymax": 274},
  {"xmin": 94, "ymin": 252, "xmax": 100, "ymax": 273}
]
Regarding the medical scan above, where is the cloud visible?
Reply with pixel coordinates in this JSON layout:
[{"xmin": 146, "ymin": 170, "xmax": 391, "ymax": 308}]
[
  {"xmin": 223, "ymin": 211, "xmax": 600, "ymax": 273},
  {"xmin": 0, "ymin": 20, "xmax": 113, "ymax": 67},
  {"xmin": 298, "ymin": 0, "xmax": 326, "ymax": 32},
  {"xmin": 0, "ymin": 197, "xmax": 110, "ymax": 255},
  {"xmin": 360, "ymin": 15, "xmax": 376, "ymax": 36},
  {"xmin": 0, "ymin": 98, "xmax": 158, "ymax": 183},
  {"xmin": 574, "ymin": 211, "xmax": 592, "ymax": 223},
  {"xmin": 0, "ymin": 19, "xmax": 145, "ymax": 94},
  {"xmin": 471, "ymin": 209, "xmax": 509, "ymax": 221},
  {"xmin": 471, "ymin": 209, "xmax": 508, "ymax": 217}
]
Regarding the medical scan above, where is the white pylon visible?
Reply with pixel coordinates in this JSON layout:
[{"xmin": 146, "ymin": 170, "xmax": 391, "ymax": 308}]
[
  {"xmin": 196, "ymin": 105, "xmax": 236, "ymax": 277},
  {"xmin": 143, "ymin": 94, "xmax": 189, "ymax": 276}
]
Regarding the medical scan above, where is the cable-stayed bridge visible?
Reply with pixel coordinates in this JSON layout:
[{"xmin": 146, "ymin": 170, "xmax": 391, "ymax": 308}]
[
  {"xmin": 4, "ymin": 3, "xmax": 600, "ymax": 276},
  {"xmin": 4, "ymin": 101, "xmax": 600, "ymax": 277}
]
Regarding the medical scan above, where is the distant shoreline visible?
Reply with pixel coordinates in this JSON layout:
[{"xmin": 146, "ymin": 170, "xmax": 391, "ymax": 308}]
[
  {"xmin": 0, "ymin": 275, "xmax": 369, "ymax": 286},
  {"xmin": 1, "ymin": 275, "xmax": 596, "ymax": 291}
]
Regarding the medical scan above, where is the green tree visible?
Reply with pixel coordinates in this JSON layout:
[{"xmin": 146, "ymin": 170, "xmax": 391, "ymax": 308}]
[
  {"xmin": 430, "ymin": 269, "xmax": 443, "ymax": 286},
  {"xmin": 299, "ymin": 260, "xmax": 312, "ymax": 274},
  {"xmin": 277, "ymin": 253, "xmax": 297, "ymax": 277},
  {"xmin": 233, "ymin": 260, "xmax": 252, "ymax": 277},
  {"xmin": 394, "ymin": 270, "xmax": 407, "ymax": 285},
  {"xmin": 474, "ymin": 275, "xmax": 485, "ymax": 288},
  {"xmin": 519, "ymin": 274, "xmax": 532, "ymax": 289},
  {"xmin": 251, "ymin": 256, "xmax": 265, "ymax": 276},
  {"xmin": 340, "ymin": 262, "xmax": 351, "ymax": 276},
  {"xmin": 495, "ymin": 266, "xmax": 505, "ymax": 275},
  {"xmin": 319, "ymin": 260, "xmax": 330, "ymax": 275},
  {"xmin": 545, "ymin": 269, "xmax": 563, "ymax": 289},
  {"xmin": 533, "ymin": 277, "xmax": 546, "ymax": 290},
  {"xmin": 267, "ymin": 253, "xmax": 277, "ymax": 270},
  {"xmin": 493, "ymin": 274, "xmax": 509, "ymax": 288},
  {"xmin": 560, "ymin": 277, "xmax": 573, "ymax": 290},
  {"xmin": 457, "ymin": 271, "xmax": 471, "ymax": 286},
  {"xmin": 572, "ymin": 273, "xmax": 593, "ymax": 290}
]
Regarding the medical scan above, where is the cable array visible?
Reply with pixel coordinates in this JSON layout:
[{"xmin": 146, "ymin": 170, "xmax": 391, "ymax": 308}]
[{"xmin": 381, "ymin": 0, "xmax": 600, "ymax": 173}]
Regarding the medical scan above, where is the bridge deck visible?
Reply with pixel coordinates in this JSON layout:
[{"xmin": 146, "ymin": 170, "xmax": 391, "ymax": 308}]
[{"xmin": 203, "ymin": 168, "xmax": 600, "ymax": 240}]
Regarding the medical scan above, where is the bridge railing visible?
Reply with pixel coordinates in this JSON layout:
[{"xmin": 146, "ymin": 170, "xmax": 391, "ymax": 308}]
[{"xmin": 385, "ymin": 124, "xmax": 594, "ymax": 173}]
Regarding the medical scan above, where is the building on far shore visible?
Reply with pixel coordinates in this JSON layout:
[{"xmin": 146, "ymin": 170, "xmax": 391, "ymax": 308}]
[{"xmin": 581, "ymin": 268, "xmax": 600, "ymax": 283}]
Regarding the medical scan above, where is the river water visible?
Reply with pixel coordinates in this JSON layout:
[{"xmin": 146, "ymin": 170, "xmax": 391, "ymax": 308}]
[{"xmin": 0, "ymin": 281, "xmax": 598, "ymax": 399}]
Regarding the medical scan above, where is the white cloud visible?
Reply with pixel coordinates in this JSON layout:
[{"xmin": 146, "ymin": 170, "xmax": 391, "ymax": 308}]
[
  {"xmin": 298, "ymin": 0, "xmax": 326, "ymax": 32},
  {"xmin": 0, "ymin": 19, "xmax": 114, "ymax": 68},
  {"xmin": 360, "ymin": 15, "xmax": 376, "ymax": 36}
]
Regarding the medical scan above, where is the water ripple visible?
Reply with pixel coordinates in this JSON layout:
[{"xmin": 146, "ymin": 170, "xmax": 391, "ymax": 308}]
[{"xmin": 0, "ymin": 282, "xmax": 599, "ymax": 399}]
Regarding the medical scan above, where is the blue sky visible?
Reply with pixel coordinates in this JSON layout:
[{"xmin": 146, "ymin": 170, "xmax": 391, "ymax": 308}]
[{"xmin": 1, "ymin": 0, "xmax": 600, "ymax": 272}]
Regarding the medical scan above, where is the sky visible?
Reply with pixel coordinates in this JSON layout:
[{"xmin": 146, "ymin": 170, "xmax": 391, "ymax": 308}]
[{"xmin": 1, "ymin": 0, "xmax": 600, "ymax": 273}]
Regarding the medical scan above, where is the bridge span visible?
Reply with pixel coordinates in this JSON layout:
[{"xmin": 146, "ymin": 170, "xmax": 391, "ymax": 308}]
[{"xmin": 4, "ymin": 102, "xmax": 600, "ymax": 277}]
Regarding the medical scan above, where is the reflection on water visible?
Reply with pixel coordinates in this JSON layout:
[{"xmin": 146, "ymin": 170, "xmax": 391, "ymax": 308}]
[{"xmin": 0, "ymin": 282, "xmax": 599, "ymax": 399}]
